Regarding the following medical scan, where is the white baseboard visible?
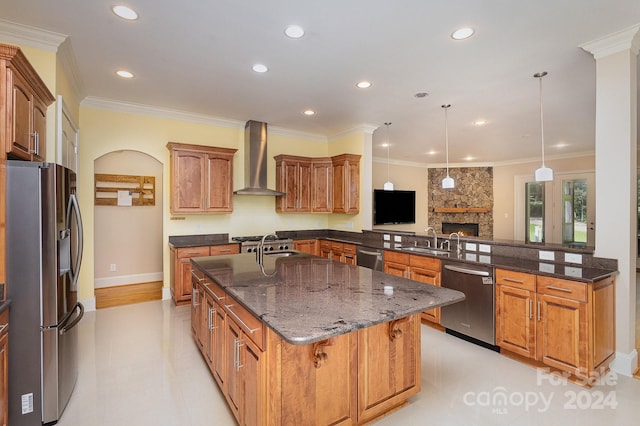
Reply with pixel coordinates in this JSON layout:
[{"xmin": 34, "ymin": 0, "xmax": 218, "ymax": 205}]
[
  {"xmin": 80, "ymin": 297, "xmax": 96, "ymax": 312},
  {"xmin": 610, "ymin": 349, "xmax": 639, "ymax": 377},
  {"xmin": 162, "ymin": 287, "xmax": 171, "ymax": 300},
  {"xmin": 94, "ymin": 272, "xmax": 163, "ymax": 289}
]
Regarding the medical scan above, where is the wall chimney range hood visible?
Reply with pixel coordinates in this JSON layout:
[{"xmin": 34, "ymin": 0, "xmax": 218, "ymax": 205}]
[{"xmin": 234, "ymin": 120, "xmax": 285, "ymax": 196}]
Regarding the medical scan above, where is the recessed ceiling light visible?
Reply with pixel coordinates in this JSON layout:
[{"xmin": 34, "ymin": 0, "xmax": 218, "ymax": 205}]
[
  {"xmin": 427, "ymin": 150, "xmax": 438, "ymax": 155},
  {"xmin": 356, "ymin": 81, "xmax": 372, "ymax": 89},
  {"xmin": 252, "ymin": 64, "xmax": 268, "ymax": 73},
  {"xmin": 112, "ymin": 5, "xmax": 138, "ymax": 20},
  {"xmin": 555, "ymin": 142, "xmax": 569, "ymax": 148},
  {"xmin": 414, "ymin": 92, "xmax": 429, "ymax": 98},
  {"xmin": 381, "ymin": 143, "xmax": 390, "ymax": 148},
  {"xmin": 451, "ymin": 27, "xmax": 474, "ymax": 40},
  {"xmin": 303, "ymin": 109, "xmax": 315, "ymax": 116},
  {"xmin": 473, "ymin": 119, "xmax": 487, "ymax": 126},
  {"xmin": 464, "ymin": 156, "xmax": 475, "ymax": 161},
  {"xmin": 285, "ymin": 25, "xmax": 305, "ymax": 39},
  {"xmin": 116, "ymin": 70, "xmax": 134, "ymax": 78}
]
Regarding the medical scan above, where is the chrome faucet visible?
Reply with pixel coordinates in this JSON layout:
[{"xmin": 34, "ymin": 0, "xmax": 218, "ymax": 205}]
[
  {"xmin": 424, "ymin": 227, "xmax": 438, "ymax": 249},
  {"xmin": 256, "ymin": 233, "xmax": 278, "ymax": 265},
  {"xmin": 449, "ymin": 232, "xmax": 461, "ymax": 255}
]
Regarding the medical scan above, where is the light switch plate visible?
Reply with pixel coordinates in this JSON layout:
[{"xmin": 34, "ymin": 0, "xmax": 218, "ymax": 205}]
[
  {"xmin": 465, "ymin": 242, "xmax": 477, "ymax": 252},
  {"xmin": 478, "ymin": 244, "xmax": 491, "ymax": 253},
  {"xmin": 539, "ymin": 263, "xmax": 555, "ymax": 273},
  {"xmin": 564, "ymin": 266, "xmax": 582, "ymax": 278},
  {"xmin": 538, "ymin": 250, "xmax": 554, "ymax": 261},
  {"xmin": 564, "ymin": 253, "xmax": 582, "ymax": 264},
  {"xmin": 383, "ymin": 234, "xmax": 390, "ymax": 241},
  {"xmin": 394, "ymin": 235, "xmax": 402, "ymax": 242}
]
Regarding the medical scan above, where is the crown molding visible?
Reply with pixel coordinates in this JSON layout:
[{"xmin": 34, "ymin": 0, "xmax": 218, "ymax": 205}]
[
  {"xmin": 329, "ymin": 123, "xmax": 379, "ymax": 141},
  {"xmin": 267, "ymin": 125, "xmax": 328, "ymax": 143},
  {"xmin": 57, "ymin": 39, "xmax": 86, "ymax": 101},
  {"xmin": 0, "ymin": 18, "xmax": 66, "ymax": 51},
  {"xmin": 580, "ymin": 23, "xmax": 640, "ymax": 59}
]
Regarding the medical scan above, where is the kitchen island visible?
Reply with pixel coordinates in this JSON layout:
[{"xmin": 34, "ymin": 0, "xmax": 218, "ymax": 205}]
[{"xmin": 190, "ymin": 252, "xmax": 465, "ymax": 425}]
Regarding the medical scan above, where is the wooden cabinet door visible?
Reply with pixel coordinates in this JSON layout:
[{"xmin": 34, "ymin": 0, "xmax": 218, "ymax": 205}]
[
  {"xmin": 31, "ymin": 97, "xmax": 47, "ymax": 162},
  {"xmin": 537, "ymin": 293, "xmax": 587, "ymax": 376},
  {"xmin": 7, "ymin": 68, "xmax": 32, "ymax": 160},
  {"xmin": 190, "ymin": 282, "xmax": 202, "ymax": 348},
  {"xmin": 357, "ymin": 315, "xmax": 420, "ymax": 423},
  {"xmin": 495, "ymin": 284, "xmax": 536, "ymax": 359},
  {"xmin": 331, "ymin": 154, "xmax": 360, "ymax": 214},
  {"xmin": 293, "ymin": 239, "xmax": 318, "ymax": 256},
  {"xmin": 384, "ymin": 261, "xmax": 408, "ymax": 278},
  {"xmin": 342, "ymin": 244, "xmax": 357, "ymax": 265},
  {"xmin": 179, "ymin": 258, "xmax": 195, "ymax": 301},
  {"xmin": 410, "ymin": 266, "xmax": 441, "ymax": 323},
  {"xmin": 203, "ymin": 293, "xmax": 215, "ymax": 369},
  {"xmin": 205, "ymin": 153, "xmax": 233, "ymax": 212},
  {"xmin": 319, "ymin": 240, "xmax": 331, "ymax": 259},
  {"xmin": 311, "ymin": 160, "xmax": 332, "ymax": 212},
  {"xmin": 239, "ymin": 337, "xmax": 263, "ymax": 426},
  {"xmin": 278, "ymin": 333, "xmax": 356, "ymax": 425},
  {"xmin": 275, "ymin": 156, "xmax": 311, "ymax": 212},
  {"xmin": 225, "ymin": 318, "xmax": 242, "ymax": 422},
  {"xmin": 172, "ymin": 150, "xmax": 205, "ymax": 212},
  {"xmin": 297, "ymin": 160, "xmax": 311, "ymax": 212},
  {"xmin": 212, "ymin": 300, "xmax": 226, "ymax": 389}
]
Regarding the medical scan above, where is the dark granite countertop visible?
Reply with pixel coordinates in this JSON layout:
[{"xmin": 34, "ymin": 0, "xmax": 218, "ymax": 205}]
[
  {"xmin": 191, "ymin": 253, "xmax": 465, "ymax": 345},
  {"xmin": 168, "ymin": 234, "xmax": 235, "ymax": 248}
]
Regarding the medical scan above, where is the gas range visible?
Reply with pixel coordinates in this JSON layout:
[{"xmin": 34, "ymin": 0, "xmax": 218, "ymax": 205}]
[{"xmin": 232, "ymin": 235, "xmax": 293, "ymax": 253}]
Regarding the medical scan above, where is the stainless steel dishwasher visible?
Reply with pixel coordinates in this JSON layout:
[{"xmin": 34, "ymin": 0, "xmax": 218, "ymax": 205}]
[
  {"xmin": 440, "ymin": 259, "xmax": 497, "ymax": 349},
  {"xmin": 356, "ymin": 246, "xmax": 384, "ymax": 271}
]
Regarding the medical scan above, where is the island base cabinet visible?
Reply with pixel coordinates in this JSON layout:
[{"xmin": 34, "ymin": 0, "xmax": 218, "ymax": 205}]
[
  {"xmin": 357, "ymin": 314, "xmax": 421, "ymax": 424},
  {"xmin": 266, "ymin": 329, "xmax": 357, "ymax": 425}
]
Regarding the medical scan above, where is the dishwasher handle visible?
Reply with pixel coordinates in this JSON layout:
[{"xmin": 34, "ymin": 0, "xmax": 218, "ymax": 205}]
[{"xmin": 444, "ymin": 264, "xmax": 490, "ymax": 277}]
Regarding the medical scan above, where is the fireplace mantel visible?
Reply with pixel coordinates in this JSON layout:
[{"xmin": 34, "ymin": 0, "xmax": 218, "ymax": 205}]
[{"xmin": 432, "ymin": 207, "xmax": 491, "ymax": 213}]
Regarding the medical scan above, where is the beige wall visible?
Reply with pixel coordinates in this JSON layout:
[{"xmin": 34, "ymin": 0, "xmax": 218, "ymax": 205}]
[
  {"xmin": 93, "ymin": 150, "xmax": 163, "ymax": 287},
  {"xmin": 371, "ymin": 160, "xmax": 429, "ymax": 233}
]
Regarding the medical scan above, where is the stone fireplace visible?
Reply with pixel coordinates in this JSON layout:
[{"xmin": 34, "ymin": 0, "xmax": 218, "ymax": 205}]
[
  {"xmin": 442, "ymin": 222, "xmax": 479, "ymax": 237},
  {"xmin": 428, "ymin": 167, "xmax": 493, "ymax": 238}
]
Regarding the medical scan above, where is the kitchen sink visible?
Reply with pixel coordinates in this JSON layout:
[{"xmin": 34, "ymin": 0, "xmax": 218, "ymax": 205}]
[
  {"xmin": 398, "ymin": 246, "xmax": 451, "ymax": 257},
  {"xmin": 264, "ymin": 251, "xmax": 299, "ymax": 257}
]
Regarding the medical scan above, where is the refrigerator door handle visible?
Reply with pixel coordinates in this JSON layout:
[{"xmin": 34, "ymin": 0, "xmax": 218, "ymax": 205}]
[
  {"xmin": 59, "ymin": 302, "xmax": 84, "ymax": 335},
  {"xmin": 66, "ymin": 193, "xmax": 84, "ymax": 288}
]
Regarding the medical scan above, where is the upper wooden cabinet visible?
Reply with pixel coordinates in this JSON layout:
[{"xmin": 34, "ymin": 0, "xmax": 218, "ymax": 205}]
[
  {"xmin": 274, "ymin": 153, "xmax": 359, "ymax": 214},
  {"xmin": 1, "ymin": 44, "xmax": 55, "ymax": 161},
  {"xmin": 167, "ymin": 142, "xmax": 237, "ymax": 214},
  {"xmin": 274, "ymin": 155, "xmax": 312, "ymax": 212},
  {"xmin": 331, "ymin": 154, "xmax": 361, "ymax": 214}
]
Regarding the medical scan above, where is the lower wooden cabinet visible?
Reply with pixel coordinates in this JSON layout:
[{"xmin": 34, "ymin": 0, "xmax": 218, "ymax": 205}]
[
  {"xmin": 293, "ymin": 239, "xmax": 318, "ymax": 256},
  {"xmin": 384, "ymin": 251, "xmax": 442, "ymax": 324},
  {"xmin": 170, "ymin": 243, "xmax": 239, "ymax": 305},
  {"xmin": 318, "ymin": 240, "xmax": 357, "ymax": 265},
  {"xmin": 191, "ymin": 263, "xmax": 421, "ymax": 425},
  {"xmin": 495, "ymin": 268, "xmax": 615, "ymax": 381}
]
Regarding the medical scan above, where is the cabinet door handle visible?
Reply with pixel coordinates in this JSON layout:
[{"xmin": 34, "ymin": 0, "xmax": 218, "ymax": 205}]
[
  {"xmin": 218, "ymin": 249, "xmax": 232, "ymax": 253},
  {"xmin": 503, "ymin": 277, "xmax": 524, "ymax": 284},
  {"xmin": 537, "ymin": 301, "xmax": 541, "ymax": 321},
  {"xmin": 190, "ymin": 269, "xmax": 205, "ymax": 282},
  {"xmin": 226, "ymin": 305, "xmax": 260, "ymax": 334},
  {"xmin": 545, "ymin": 285, "xmax": 573, "ymax": 293},
  {"xmin": 0, "ymin": 324, "xmax": 8, "ymax": 334},
  {"xmin": 234, "ymin": 337, "xmax": 245, "ymax": 371},
  {"xmin": 528, "ymin": 299, "xmax": 533, "ymax": 320},
  {"xmin": 31, "ymin": 131, "xmax": 39, "ymax": 154},
  {"xmin": 192, "ymin": 289, "xmax": 199, "ymax": 307},
  {"xmin": 208, "ymin": 307, "xmax": 214, "ymax": 330}
]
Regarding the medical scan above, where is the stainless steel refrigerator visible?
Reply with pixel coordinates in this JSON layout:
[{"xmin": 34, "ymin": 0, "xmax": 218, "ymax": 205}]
[{"xmin": 6, "ymin": 161, "xmax": 84, "ymax": 426}]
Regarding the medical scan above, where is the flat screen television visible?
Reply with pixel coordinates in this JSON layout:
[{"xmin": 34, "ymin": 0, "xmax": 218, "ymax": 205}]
[{"xmin": 373, "ymin": 189, "xmax": 416, "ymax": 225}]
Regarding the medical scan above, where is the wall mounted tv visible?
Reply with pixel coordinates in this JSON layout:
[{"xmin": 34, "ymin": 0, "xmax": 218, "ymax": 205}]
[{"xmin": 373, "ymin": 189, "xmax": 416, "ymax": 225}]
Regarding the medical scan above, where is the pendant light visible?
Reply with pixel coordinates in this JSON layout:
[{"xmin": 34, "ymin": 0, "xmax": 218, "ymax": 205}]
[
  {"xmin": 441, "ymin": 104, "xmax": 454, "ymax": 189},
  {"xmin": 534, "ymin": 71, "xmax": 553, "ymax": 182},
  {"xmin": 383, "ymin": 122, "xmax": 394, "ymax": 191}
]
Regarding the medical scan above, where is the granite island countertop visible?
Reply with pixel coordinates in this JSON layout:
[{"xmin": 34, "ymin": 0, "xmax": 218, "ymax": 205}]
[{"xmin": 191, "ymin": 252, "xmax": 465, "ymax": 345}]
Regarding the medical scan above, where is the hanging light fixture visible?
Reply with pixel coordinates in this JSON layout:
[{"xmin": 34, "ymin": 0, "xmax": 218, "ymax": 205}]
[
  {"xmin": 383, "ymin": 122, "xmax": 394, "ymax": 190},
  {"xmin": 441, "ymin": 104, "xmax": 454, "ymax": 189},
  {"xmin": 534, "ymin": 71, "xmax": 553, "ymax": 182}
]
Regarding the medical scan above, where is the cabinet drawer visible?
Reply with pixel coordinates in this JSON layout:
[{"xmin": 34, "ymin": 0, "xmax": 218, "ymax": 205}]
[
  {"xmin": 210, "ymin": 244, "xmax": 240, "ymax": 256},
  {"xmin": 384, "ymin": 250, "xmax": 409, "ymax": 265},
  {"xmin": 331, "ymin": 242, "xmax": 344, "ymax": 251},
  {"xmin": 177, "ymin": 246, "xmax": 210, "ymax": 258},
  {"xmin": 319, "ymin": 240, "xmax": 331, "ymax": 249},
  {"xmin": 410, "ymin": 255, "xmax": 440, "ymax": 271},
  {"xmin": 496, "ymin": 269, "xmax": 536, "ymax": 292},
  {"xmin": 537, "ymin": 276, "xmax": 587, "ymax": 303},
  {"xmin": 202, "ymin": 277, "xmax": 226, "ymax": 303},
  {"xmin": 343, "ymin": 244, "xmax": 356, "ymax": 253},
  {"xmin": 225, "ymin": 296, "xmax": 264, "ymax": 350}
]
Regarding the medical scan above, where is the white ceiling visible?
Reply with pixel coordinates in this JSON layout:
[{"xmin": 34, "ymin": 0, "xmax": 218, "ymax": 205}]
[{"xmin": 1, "ymin": 0, "xmax": 639, "ymax": 165}]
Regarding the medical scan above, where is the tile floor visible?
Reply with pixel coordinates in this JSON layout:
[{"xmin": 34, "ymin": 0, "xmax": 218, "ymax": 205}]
[{"xmin": 57, "ymin": 298, "xmax": 640, "ymax": 426}]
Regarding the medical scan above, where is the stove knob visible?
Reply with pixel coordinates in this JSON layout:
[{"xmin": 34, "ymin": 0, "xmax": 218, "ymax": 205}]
[
  {"xmin": 268, "ymin": 246, "xmax": 274, "ymax": 251},
  {"xmin": 283, "ymin": 245, "xmax": 289, "ymax": 250}
]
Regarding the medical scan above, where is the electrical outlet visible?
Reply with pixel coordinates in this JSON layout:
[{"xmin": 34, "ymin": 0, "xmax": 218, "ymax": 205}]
[
  {"xmin": 465, "ymin": 242, "xmax": 477, "ymax": 252},
  {"xmin": 394, "ymin": 235, "xmax": 402, "ymax": 242},
  {"xmin": 538, "ymin": 250, "xmax": 555, "ymax": 261},
  {"xmin": 478, "ymin": 244, "xmax": 491, "ymax": 253},
  {"xmin": 110, "ymin": 264, "xmax": 117, "ymax": 272},
  {"xmin": 564, "ymin": 253, "xmax": 583, "ymax": 264}
]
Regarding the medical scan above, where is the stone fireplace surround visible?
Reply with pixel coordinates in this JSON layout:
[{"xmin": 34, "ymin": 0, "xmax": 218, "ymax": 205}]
[{"xmin": 428, "ymin": 167, "xmax": 494, "ymax": 239}]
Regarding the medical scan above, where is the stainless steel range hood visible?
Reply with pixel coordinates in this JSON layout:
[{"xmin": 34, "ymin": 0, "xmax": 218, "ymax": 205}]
[{"xmin": 234, "ymin": 120, "xmax": 285, "ymax": 196}]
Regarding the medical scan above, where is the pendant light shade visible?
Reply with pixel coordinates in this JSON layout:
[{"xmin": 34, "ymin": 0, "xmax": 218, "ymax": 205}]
[
  {"xmin": 534, "ymin": 72, "xmax": 553, "ymax": 182},
  {"xmin": 383, "ymin": 122, "xmax": 394, "ymax": 191},
  {"xmin": 441, "ymin": 104, "xmax": 454, "ymax": 189}
]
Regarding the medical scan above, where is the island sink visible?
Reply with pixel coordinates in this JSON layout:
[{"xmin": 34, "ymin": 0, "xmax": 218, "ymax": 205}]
[{"xmin": 398, "ymin": 246, "xmax": 451, "ymax": 257}]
